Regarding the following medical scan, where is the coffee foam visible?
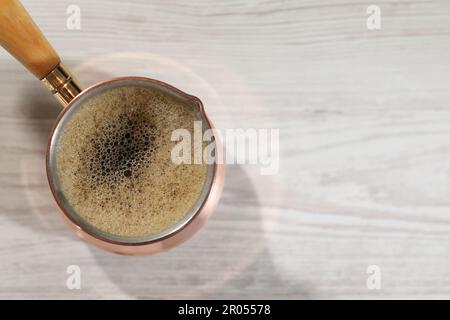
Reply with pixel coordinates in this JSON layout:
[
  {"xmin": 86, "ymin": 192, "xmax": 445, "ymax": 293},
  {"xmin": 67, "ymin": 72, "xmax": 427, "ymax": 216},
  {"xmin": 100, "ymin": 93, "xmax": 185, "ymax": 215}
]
[{"xmin": 55, "ymin": 85, "xmax": 208, "ymax": 238}]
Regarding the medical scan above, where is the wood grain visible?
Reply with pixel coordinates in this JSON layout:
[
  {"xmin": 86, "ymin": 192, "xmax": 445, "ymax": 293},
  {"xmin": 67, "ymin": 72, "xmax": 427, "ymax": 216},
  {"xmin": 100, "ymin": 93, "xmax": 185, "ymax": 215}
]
[{"xmin": 1, "ymin": 0, "xmax": 450, "ymax": 299}]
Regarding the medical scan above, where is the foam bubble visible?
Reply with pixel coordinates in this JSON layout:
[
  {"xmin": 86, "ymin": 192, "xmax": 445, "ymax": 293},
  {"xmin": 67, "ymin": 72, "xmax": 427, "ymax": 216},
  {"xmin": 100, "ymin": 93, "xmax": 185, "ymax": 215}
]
[{"xmin": 55, "ymin": 85, "xmax": 208, "ymax": 238}]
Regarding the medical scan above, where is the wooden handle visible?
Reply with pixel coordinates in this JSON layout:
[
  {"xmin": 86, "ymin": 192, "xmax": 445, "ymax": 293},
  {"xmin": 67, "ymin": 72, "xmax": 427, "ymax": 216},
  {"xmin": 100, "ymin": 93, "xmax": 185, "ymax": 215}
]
[{"xmin": 0, "ymin": 0, "xmax": 60, "ymax": 79}]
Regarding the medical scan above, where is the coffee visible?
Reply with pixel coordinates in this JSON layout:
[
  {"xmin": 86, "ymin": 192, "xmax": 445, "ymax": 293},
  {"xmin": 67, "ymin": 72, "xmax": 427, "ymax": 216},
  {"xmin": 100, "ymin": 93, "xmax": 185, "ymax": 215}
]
[{"xmin": 55, "ymin": 85, "xmax": 208, "ymax": 239}]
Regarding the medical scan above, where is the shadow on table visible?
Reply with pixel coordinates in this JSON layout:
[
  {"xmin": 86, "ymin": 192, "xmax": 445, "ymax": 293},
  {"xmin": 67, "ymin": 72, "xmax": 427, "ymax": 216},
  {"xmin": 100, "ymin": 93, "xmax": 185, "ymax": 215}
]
[
  {"xmin": 9, "ymin": 78, "xmax": 68, "ymax": 238},
  {"xmin": 90, "ymin": 164, "xmax": 311, "ymax": 299},
  {"xmin": 10, "ymin": 64, "xmax": 111, "ymax": 239}
]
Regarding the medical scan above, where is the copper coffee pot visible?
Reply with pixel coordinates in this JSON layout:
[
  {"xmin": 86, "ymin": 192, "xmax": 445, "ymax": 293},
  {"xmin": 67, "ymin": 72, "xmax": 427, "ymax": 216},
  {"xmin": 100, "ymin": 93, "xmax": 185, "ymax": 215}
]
[{"xmin": 0, "ymin": 0, "xmax": 224, "ymax": 255}]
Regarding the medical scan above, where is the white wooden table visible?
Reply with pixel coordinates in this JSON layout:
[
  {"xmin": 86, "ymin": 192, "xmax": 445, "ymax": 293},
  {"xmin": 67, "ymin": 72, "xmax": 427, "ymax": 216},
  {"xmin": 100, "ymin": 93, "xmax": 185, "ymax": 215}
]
[{"xmin": 1, "ymin": 0, "xmax": 450, "ymax": 299}]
